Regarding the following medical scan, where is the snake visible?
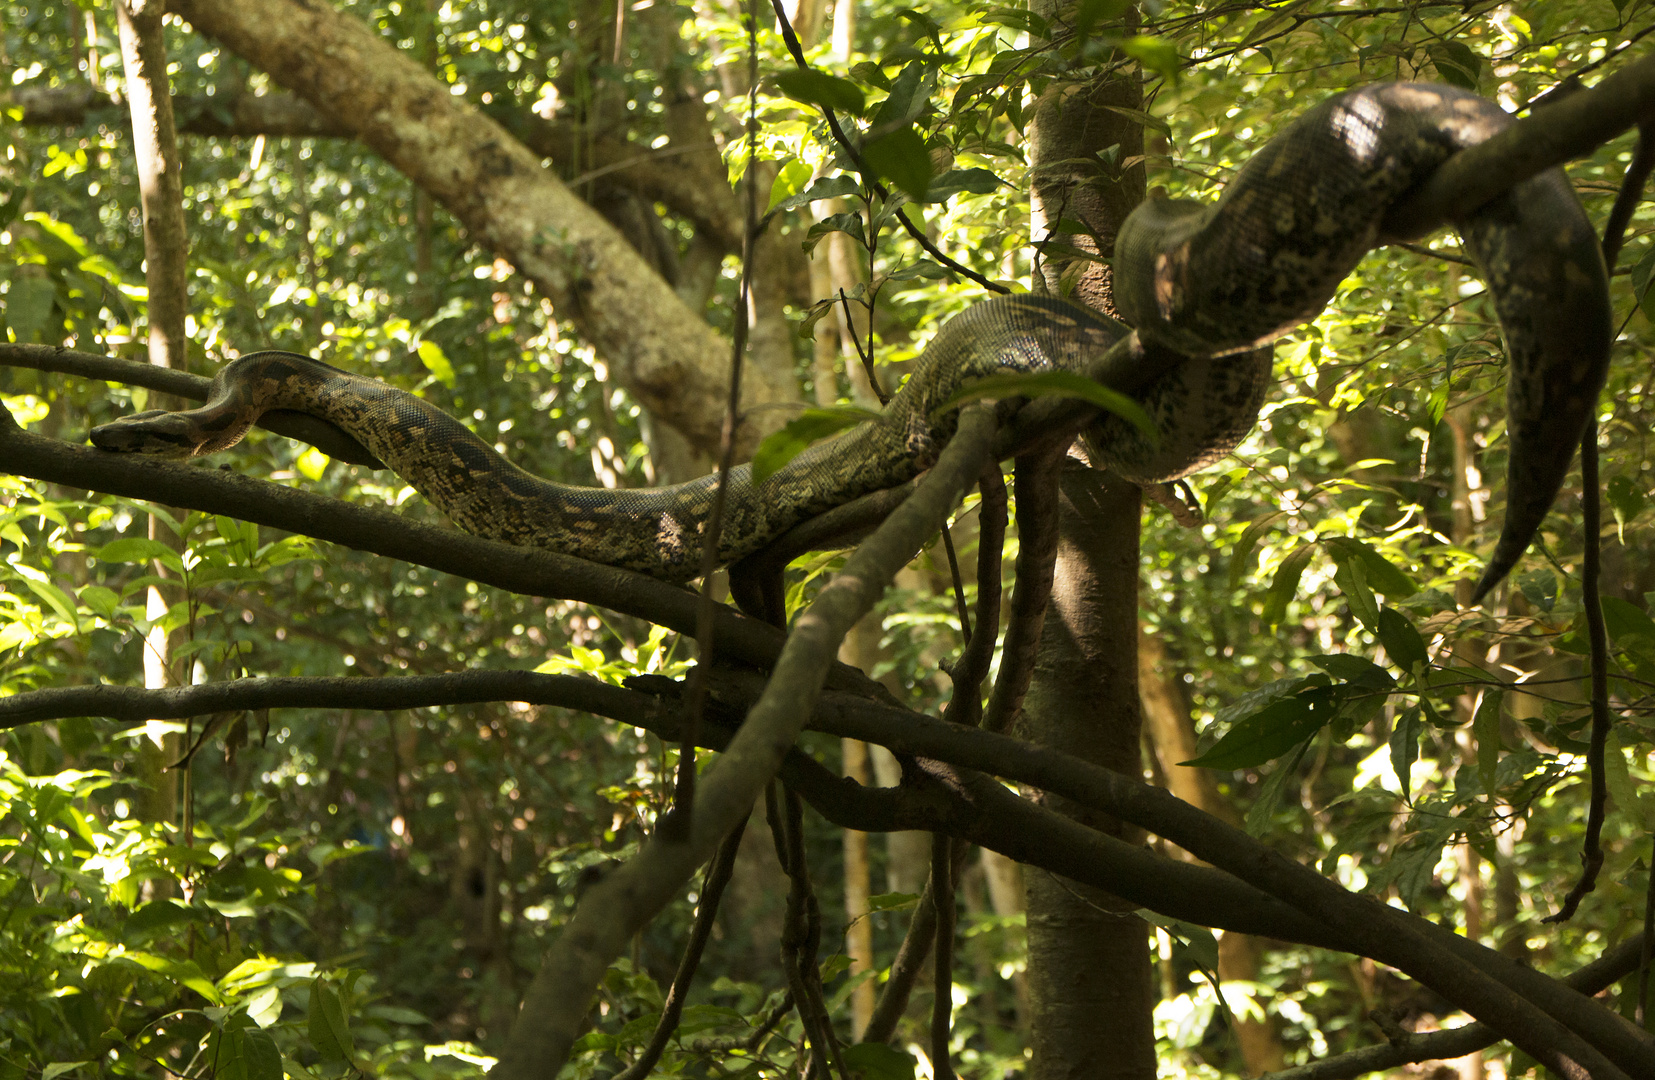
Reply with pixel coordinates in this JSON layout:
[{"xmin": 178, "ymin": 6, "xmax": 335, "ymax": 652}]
[{"xmin": 91, "ymin": 83, "xmax": 1610, "ymax": 599}]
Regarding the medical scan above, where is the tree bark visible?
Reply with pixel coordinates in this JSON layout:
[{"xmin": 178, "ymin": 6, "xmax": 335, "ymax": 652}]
[
  {"xmin": 1020, "ymin": 4, "xmax": 1156, "ymax": 1076},
  {"xmin": 116, "ymin": 0, "xmax": 190, "ymax": 851},
  {"xmin": 167, "ymin": 0, "xmax": 799, "ymax": 454}
]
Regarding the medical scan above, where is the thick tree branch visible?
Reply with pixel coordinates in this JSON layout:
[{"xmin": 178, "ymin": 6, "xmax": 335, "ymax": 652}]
[
  {"xmin": 6, "ymin": 83, "xmax": 743, "ymax": 247},
  {"xmin": 166, "ymin": 0, "xmax": 797, "ymax": 454},
  {"xmin": 1261, "ymin": 936, "xmax": 1649, "ymax": 1080},
  {"xmin": 1384, "ymin": 51, "xmax": 1655, "ymax": 240},
  {"xmin": 0, "ymin": 405, "xmax": 893, "ymax": 694}
]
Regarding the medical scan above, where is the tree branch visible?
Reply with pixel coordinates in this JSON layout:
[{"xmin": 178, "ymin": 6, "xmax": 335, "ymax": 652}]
[{"xmin": 1383, "ymin": 50, "xmax": 1655, "ymax": 241}]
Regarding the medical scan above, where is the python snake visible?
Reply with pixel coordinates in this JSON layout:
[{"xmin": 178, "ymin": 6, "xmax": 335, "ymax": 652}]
[{"xmin": 92, "ymin": 83, "xmax": 1611, "ymax": 599}]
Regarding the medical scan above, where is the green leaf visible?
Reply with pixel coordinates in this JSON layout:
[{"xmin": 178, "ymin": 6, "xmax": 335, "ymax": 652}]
[
  {"xmin": 934, "ymin": 370, "xmax": 1157, "ymax": 440},
  {"xmin": 1121, "ymin": 35, "xmax": 1181, "ymax": 82},
  {"xmin": 417, "ymin": 340, "xmax": 455, "ymax": 387},
  {"xmin": 751, "ymin": 407, "xmax": 880, "ymax": 484},
  {"xmin": 1607, "ymin": 474, "xmax": 1645, "ymax": 540},
  {"xmin": 20, "ymin": 576, "xmax": 80, "ymax": 630},
  {"xmin": 774, "ymin": 69, "xmax": 865, "ymax": 116},
  {"xmin": 924, "ymin": 167, "xmax": 1004, "ymax": 203},
  {"xmin": 1182, "ymin": 692, "xmax": 1333, "ymax": 770},
  {"xmin": 1229, "ymin": 511, "xmax": 1286, "ymax": 591},
  {"xmin": 1516, "ymin": 569, "xmax": 1557, "ymax": 613},
  {"xmin": 769, "ymin": 173, "xmax": 863, "ymax": 219},
  {"xmin": 1261, "ymin": 545, "xmax": 1313, "ymax": 627},
  {"xmin": 308, "ymin": 978, "xmax": 354, "ymax": 1063},
  {"xmin": 1242, "ymin": 737, "xmax": 1313, "ymax": 834},
  {"xmin": 803, "ymin": 210, "xmax": 867, "ymax": 254},
  {"xmin": 1600, "ymin": 596, "xmax": 1655, "ymax": 644},
  {"xmin": 841, "ymin": 1042, "xmax": 917, "ymax": 1080},
  {"xmin": 95, "ymin": 537, "xmax": 185, "ymax": 573},
  {"xmin": 41, "ymin": 1065, "xmax": 92, "ymax": 1080},
  {"xmin": 767, "ymin": 158, "xmax": 815, "ymax": 212},
  {"xmin": 1427, "ymin": 40, "xmax": 1483, "ymax": 90},
  {"xmin": 4, "ymin": 276, "xmax": 58, "ymax": 344},
  {"xmin": 1631, "ymin": 243, "xmax": 1655, "ymax": 323},
  {"xmin": 861, "ymin": 125, "xmax": 933, "ymax": 203},
  {"xmin": 1390, "ymin": 706, "xmax": 1421, "ymax": 802},
  {"xmin": 1322, "ymin": 537, "xmax": 1415, "ymax": 598},
  {"xmin": 869, "ymin": 63, "xmax": 929, "ymax": 129},
  {"xmin": 1473, "ymin": 690, "xmax": 1503, "ymax": 793},
  {"xmin": 1328, "ymin": 547, "xmax": 1378, "ymax": 630},
  {"xmin": 866, "ymin": 891, "xmax": 921, "ymax": 912},
  {"xmin": 1377, "ymin": 607, "xmax": 1428, "ymax": 674},
  {"xmin": 1305, "ymin": 653, "xmax": 1394, "ymax": 691}
]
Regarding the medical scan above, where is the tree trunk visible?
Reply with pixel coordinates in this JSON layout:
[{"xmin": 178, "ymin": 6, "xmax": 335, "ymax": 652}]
[
  {"xmin": 1020, "ymin": 5, "xmax": 1156, "ymax": 1076},
  {"xmin": 116, "ymin": 0, "xmax": 188, "ymax": 857}
]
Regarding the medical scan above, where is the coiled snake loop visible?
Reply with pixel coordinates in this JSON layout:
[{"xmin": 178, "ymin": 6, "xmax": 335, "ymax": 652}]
[{"xmin": 92, "ymin": 83, "xmax": 1612, "ymax": 600}]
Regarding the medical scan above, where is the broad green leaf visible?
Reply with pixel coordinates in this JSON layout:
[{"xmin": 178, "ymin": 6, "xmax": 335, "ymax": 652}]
[
  {"xmin": 417, "ymin": 340, "xmax": 455, "ymax": 387},
  {"xmin": 1473, "ymin": 690, "xmax": 1503, "ymax": 793},
  {"xmin": 4, "ymin": 276, "xmax": 58, "ymax": 344},
  {"xmin": 769, "ymin": 173, "xmax": 861, "ymax": 218},
  {"xmin": 935, "ymin": 370, "xmax": 1156, "ymax": 440},
  {"xmin": 308, "ymin": 978, "xmax": 354, "ymax": 1062},
  {"xmin": 866, "ymin": 891, "xmax": 921, "ymax": 912},
  {"xmin": 924, "ymin": 167, "xmax": 1004, "ymax": 203},
  {"xmin": 95, "ymin": 537, "xmax": 185, "ymax": 573},
  {"xmin": 1389, "ymin": 706, "xmax": 1421, "ymax": 802},
  {"xmin": 41, "ymin": 1065, "xmax": 91, "ymax": 1080},
  {"xmin": 862, "ymin": 125, "xmax": 933, "ymax": 203},
  {"xmin": 1261, "ymin": 545, "xmax": 1314, "ymax": 627},
  {"xmin": 1228, "ymin": 511, "xmax": 1286, "ymax": 591},
  {"xmin": 20, "ymin": 576, "xmax": 79, "ymax": 630},
  {"xmin": 1182, "ymin": 693, "xmax": 1332, "ymax": 770},
  {"xmin": 1243, "ymin": 737, "xmax": 1313, "ymax": 834},
  {"xmin": 1600, "ymin": 595, "xmax": 1655, "ymax": 644},
  {"xmin": 840, "ymin": 1042, "xmax": 917, "ymax": 1080},
  {"xmin": 1377, "ymin": 606, "xmax": 1429, "ymax": 674},
  {"xmin": 1607, "ymin": 474, "xmax": 1645, "ymax": 540},
  {"xmin": 1322, "ymin": 537, "xmax": 1416, "ymax": 598},
  {"xmin": 1427, "ymin": 40, "xmax": 1483, "ymax": 89},
  {"xmin": 869, "ymin": 63, "xmax": 929, "ymax": 129},
  {"xmin": 1074, "ymin": 0, "xmax": 1132, "ymax": 36},
  {"xmin": 1305, "ymin": 653, "xmax": 1394, "ymax": 691},
  {"xmin": 1329, "ymin": 548, "xmax": 1378, "ymax": 630},
  {"xmin": 766, "ymin": 158, "xmax": 815, "ymax": 212},
  {"xmin": 774, "ymin": 69, "xmax": 865, "ymax": 116},
  {"xmin": 1121, "ymin": 35, "xmax": 1181, "ymax": 81}
]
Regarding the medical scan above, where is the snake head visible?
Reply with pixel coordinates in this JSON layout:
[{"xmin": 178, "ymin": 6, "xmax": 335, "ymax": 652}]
[{"xmin": 90, "ymin": 411, "xmax": 205, "ymax": 457}]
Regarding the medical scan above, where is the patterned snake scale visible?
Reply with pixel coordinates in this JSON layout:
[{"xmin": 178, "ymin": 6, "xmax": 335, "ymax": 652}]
[{"xmin": 93, "ymin": 83, "xmax": 1610, "ymax": 599}]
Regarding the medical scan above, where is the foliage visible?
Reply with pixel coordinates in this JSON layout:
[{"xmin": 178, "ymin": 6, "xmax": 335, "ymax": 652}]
[{"xmin": 2, "ymin": 0, "xmax": 1655, "ymax": 1077}]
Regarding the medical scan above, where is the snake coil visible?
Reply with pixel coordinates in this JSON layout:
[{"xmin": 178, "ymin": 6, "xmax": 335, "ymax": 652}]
[{"xmin": 93, "ymin": 83, "xmax": 1611, "ymax": 600}]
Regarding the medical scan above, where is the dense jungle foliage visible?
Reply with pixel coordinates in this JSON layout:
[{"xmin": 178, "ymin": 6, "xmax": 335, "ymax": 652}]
[{"xmin": 3, "ymin": 0, "xmax": 1655, "ymax": 1077}]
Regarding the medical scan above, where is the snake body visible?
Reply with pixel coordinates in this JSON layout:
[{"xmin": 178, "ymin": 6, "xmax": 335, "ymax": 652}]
[{"xmin": 92, "ymin": 83, "xmax": 1610, "ymax": 597}]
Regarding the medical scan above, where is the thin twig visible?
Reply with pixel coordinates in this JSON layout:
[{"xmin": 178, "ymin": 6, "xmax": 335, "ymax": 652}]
[{"xmin": 939, "ymin": 523, "xmax": 972, "ymax": 644}]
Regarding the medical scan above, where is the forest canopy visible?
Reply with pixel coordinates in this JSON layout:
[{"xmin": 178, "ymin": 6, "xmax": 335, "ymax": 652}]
[{"xmin": 3, "ymin": 1, "xmax": 1655, "ymax": 1078}]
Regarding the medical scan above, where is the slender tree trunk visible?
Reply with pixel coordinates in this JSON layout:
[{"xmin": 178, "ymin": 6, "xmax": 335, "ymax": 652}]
[
  {"xmin": 1020, "ymin": 5, "xmax": 1156, "ymax": 1076},
  {"xmin": 117, "ymin": 0, "xmax": 189, "ymax": 856}
]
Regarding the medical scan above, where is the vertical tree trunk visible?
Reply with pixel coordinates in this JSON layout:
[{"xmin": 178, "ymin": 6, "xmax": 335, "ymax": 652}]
[
  {"xmin": 116, "ymin": 0, "xmax": 189, "ymax": 848},
  {"xmin": 1020, "ymin": 4, "xmax": 1156, "ymax": 1077}
]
